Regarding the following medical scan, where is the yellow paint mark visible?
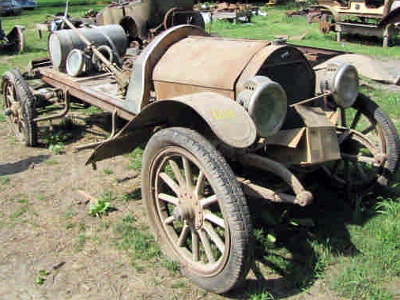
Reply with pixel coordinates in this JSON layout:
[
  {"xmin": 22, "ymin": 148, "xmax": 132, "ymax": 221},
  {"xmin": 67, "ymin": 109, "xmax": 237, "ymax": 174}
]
[{"xmin": 211, "ymin": 109, "xmax": 236, "ymax": 120}]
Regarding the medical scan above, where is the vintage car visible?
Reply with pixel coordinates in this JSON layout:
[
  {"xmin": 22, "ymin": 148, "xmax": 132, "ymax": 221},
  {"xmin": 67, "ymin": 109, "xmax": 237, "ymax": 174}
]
[
  {"xmin": 0, "ymin": 0, "xmax": 22, "ymax": 16},
  {"xmin": 2, "ymin": 0, "xmax": 399, "ymax": 294},
  {"xmin": 16, "ymin": 0, "xmax": 36, "ymax": 10},
  {"xmin": 315, "ymin": 0, "xmax": 400, "ymax": 46}
]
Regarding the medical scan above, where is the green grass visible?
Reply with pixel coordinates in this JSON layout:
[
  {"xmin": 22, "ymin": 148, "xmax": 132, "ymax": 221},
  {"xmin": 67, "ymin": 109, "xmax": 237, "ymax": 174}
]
[
  {"xmin": 330, "ymin": 199, "xmax": 400, "ymax": 299},
  {"xmin": 210, "ymin": 8, "xmax": 400, "ymax": 57},
  {"xmin": 113, "ymin": 214, "xmax": 161, "ymax": 271}
]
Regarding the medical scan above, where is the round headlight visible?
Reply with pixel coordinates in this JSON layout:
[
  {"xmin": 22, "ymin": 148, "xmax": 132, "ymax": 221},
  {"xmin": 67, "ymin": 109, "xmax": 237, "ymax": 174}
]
[
  {"xmin": 237, "ymin": 76, "xmax": 287, "ymax": 137},
  {"xmin": 320, "ymin": 62, "xmax": 359, "ymax": 108}
]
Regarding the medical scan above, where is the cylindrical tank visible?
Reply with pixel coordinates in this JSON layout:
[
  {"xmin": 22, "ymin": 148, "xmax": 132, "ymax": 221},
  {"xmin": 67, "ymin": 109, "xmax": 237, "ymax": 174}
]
[{"xmin": 48, "ymin": 24, "xmax": 127, "ymax": 70}]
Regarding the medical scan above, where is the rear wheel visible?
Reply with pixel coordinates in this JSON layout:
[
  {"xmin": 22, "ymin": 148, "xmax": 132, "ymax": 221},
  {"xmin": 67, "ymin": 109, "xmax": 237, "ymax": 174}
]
[
  {"xmin": 2, "ymin": 69, "xmax": 37, "ymax": 146},
  {"xmin": 322, "ymin": 94, "xmax": 399, "ymax": 191},
  {"xmin": 142, "ymin": 127, "xmax": 253, "ymax": 293}
]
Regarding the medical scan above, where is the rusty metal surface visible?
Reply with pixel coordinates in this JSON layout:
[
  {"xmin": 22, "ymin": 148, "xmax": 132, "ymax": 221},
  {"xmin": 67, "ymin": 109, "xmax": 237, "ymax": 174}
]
[
  {"xmin": 153, "ymin": 36, "xmax": 269, "ymax": 98},
  {"xmin": 170, "ymin": 92, "xmax": 257, "ymax": 148},
  {"xmin": 125, "ymin": 25, "xmax": 208, "ymax": 114},
  {"xmin": 237, "ymin": 44, "xmax": 315, "ymax": 108},
  {"xmin": 37, "ymin": 67, "xmax": 134, "ymax": 121},
  {"xmin": 86, "ymin": 93, "xmax": 257, "ymax": 164},
  {"xmin": 96, "ymin": 0, "xmax": 199, "ymax": 39}
]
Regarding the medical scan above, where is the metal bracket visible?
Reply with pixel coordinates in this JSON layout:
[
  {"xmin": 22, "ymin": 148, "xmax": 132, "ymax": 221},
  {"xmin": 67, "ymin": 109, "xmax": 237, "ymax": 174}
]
[
  {"xmin": 74, "ymin": 109, "xmax": 119, "ymax": 152},
  {"xmin": 34, "ymin": 89, "xmax": 70, "ymax": 122}
]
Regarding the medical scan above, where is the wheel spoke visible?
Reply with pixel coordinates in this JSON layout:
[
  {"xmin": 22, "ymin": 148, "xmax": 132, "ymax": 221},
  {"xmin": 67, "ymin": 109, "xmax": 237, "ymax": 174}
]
[
  {"xmin": 195, "ymin": 171, "xmax": 205, "ymax": 196},
  {"xmin": 191, "ymin": 229, "xmax": 199, "ymax": 262},
  {"xmin": 338, "ymin": 129, "xmax": 351, "ymax": 144},
  {"xmin": 204, "ymin": 210, "xmax": 225, "ymax": 229},
  {"xmin": 182, "ymin": 157, "xmax": 194, "ymax": 187},
  {"xmin": 204, "ymin": 222, "xmax": 225, "ymax": 253},
  {"xmin": 163, "ymin": 215, "xmax": 175, "ymax": 225},
  {"xmin": 361, "ymin": 125, "xmax": 375, "ymax": 136},
  {"xmin": 340, "ymin": 108, "xmax": 347, "ymax": 127},
  {"xmin": 342, "ymin": 153, "xmax": 376, "ymax": 165},
  {"xmin": 159, "ymin": 172, "xmax": 180, "ymax": 195},
  {"xmin": 199, "ymin": 229, "xmax": 215, "ymax": 263},
  {"xmin": 178, "ymin": 224, "xmax": 190, "ymax": 247},
  {"xmin": 168, "ymin": 159, "xmax": 185, "ymax": 186},
  {"xmin": 158, "ymin": 193, "xmax": 179, "ymax": 205},
  {"xmin": 350, "ymin": 109, "xmax": 362, "ymax": 130},
  {"xmin": 200, "ymin": 195, "xmax": 218, "ymax": 208}
]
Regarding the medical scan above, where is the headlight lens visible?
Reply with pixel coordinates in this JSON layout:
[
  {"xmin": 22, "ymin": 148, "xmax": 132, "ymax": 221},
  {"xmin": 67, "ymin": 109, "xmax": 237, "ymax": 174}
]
[
  {"xmin": 320, "ymin": 62, "xmax": 359, "ymax": 108},
  {"xmin": 237, "ymin": 76, "xmax": 287, "ymax": 137}
]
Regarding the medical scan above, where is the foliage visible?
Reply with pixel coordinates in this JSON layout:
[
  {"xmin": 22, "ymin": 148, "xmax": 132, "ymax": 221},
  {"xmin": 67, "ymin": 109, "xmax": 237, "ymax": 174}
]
[
  {"xmin": 43, "ymin": 131, "xmax": 69, "ymax": 154},
  {"xmin": 113, "ymin": 214, "xmax": 161, "ymax": 271},
  {"xmin": 127, "ymin": 148, "xmax": 144, "ymax": 171},
  {"xmin": 89, "ymin": 191, "xmax": 112, "ymax": 217}
]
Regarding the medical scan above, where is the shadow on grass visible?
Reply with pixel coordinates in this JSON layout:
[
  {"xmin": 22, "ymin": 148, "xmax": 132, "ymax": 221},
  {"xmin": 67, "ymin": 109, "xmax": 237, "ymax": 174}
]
[{"xmin": 225, "ymin": 182, "xmax": 384, "ymax": 299}]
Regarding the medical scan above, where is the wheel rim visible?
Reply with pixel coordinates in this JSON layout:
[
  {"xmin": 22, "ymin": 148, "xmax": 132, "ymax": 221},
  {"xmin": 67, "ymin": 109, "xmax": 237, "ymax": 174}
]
[
  {"xmin": 2, "ymin": 80, "xmax": 27, "ymax": 142},
  {"xmin": 150, "ymin": 146, "xmax": 230, "ymax": 276},
  {"xmin": 323, "ymin": 106, "xmax": 386, "ymax": 188}
]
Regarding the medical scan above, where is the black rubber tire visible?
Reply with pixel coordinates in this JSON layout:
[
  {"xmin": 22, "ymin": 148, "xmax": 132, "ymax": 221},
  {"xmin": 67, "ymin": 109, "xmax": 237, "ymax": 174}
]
[
  {"xmin": 142, "ymin": 127, "xmax": 253, "ymax": 294},
  {"xmin": 322, "ymin": 94, "xmax": 399, "ymax": 191},
  {"xmin": 2, "ymin": 69, "xmax": 38, "ymax": 147}
]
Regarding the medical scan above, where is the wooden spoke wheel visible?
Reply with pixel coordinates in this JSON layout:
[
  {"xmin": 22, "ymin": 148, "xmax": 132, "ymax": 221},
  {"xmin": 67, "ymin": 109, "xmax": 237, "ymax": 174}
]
[
  {"xmin": 142, "ymin": 127, "xmax": 253, "ymax": 293},
  {"xmin": 1, "ymin": 69, "xmax": 37, "ymax": 146},
  {"xmin": 322, "ymin": 94, "xmax": 399, "ymax": 191}
]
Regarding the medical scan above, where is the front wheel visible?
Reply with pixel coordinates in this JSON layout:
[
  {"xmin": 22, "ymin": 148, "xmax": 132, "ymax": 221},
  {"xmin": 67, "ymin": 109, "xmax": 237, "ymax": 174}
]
[
  {"xmin": 322, "ymin": 94, "xmax": 399, "ymax": 191},
  {"xmin": 142, "ymin": 127, "xmax": 253, "ymax": 293}
]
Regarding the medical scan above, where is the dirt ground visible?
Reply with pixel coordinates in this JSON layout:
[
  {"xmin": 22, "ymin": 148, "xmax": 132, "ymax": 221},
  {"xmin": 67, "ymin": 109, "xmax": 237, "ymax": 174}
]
[{"xmin": 0, "ymin": 109, "xmax": 349, "ymax": 300}]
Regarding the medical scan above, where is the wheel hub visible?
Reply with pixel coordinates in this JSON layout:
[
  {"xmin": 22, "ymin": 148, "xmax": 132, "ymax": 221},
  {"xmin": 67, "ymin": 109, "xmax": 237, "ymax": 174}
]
[{"xmin": 176, "ymin": 189, "xmax": 203, "ymax": 230}]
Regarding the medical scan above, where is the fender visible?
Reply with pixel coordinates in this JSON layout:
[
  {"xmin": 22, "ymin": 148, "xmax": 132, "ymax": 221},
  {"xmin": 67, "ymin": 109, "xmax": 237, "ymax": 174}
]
[{"xmin": 86, "ymin": 92, "xmax": 257, "ymax": 164}]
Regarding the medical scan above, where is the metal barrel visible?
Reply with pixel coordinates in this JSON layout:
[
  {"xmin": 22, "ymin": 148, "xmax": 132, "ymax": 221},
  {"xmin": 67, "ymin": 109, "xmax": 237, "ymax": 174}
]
[{"xmin": 48, "ymin": 24, "xmax": 127, "ymax": 70}]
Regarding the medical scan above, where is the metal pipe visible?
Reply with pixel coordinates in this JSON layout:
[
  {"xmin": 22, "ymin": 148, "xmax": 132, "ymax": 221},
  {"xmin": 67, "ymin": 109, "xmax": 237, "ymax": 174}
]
[
  {"xmin": 237, "ymin": 152, "xmax": 313, "ymax": 206},
  {"xmin": 34, "ymin": 90, "xmax": 70, "ymax": 122}
]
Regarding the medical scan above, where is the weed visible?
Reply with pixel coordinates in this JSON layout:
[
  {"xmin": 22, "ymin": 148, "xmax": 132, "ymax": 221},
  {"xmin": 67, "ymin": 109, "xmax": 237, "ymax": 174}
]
[
  {"xmin": 75, "ymin": 234, "xmax": 87, "ymax": 252},
  {"xmin": 0, "ymin": 114, "xmax": 5, "ymax": 123},
  {"xmin": 89, "ymin": 191, "xmax": 113, "ymax": 217},
  {"xmin": 117, "ymin": 189, "xmax": 141, "ymax": 202},
  {"xmin": 164, "ymin": 260, "xmax": 180, "ymax": 275},
  {"xmin": 127, "ymin": 148, "xmax": 143, "ymax": 171},
  {"xmin": 44, "ymin": 159, "xmax": 59, "ymax": 166},
  {"xmin": 103, "ymin": 168, "xmax": 113, "ymax": 175},
  {"xmin": 246, "ymin": 288, "xmax": 275, "ymax": 300},
  {"xmin": 36, "ymin": 194, "xmax": 46, "ymax": 201},
  {"xmin": 0, "ymin": 176, "xmax": 10, "ymax": 186},
  {"xmin": 170, "ymin": 281, "xmax": 186, "ymax": 289},
  {"xmin": 113, "ymin": 214, "xmax": 160, "ymax": 261},
  {"xmin": 43, "ymin": 132, "xmax": 67, "ymax": 155},
  {"xmin": 63, "ymin": 209, "xmax": 75, "ymax": 219},
  {"xmin": 35, "ymin": 270, "xmax": 50, "ymax": 285},
  {"xmin": 83, "ymin": 105, "xmax": 102, "ymax": 115}
]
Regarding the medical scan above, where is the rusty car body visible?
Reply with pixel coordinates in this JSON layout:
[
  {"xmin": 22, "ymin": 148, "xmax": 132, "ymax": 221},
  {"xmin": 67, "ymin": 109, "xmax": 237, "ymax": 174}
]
[
  {"xmin": 2, "ymin": 0, "xmax": 399, "ymax": 294},
  {"xmin": 314, "ymin": 0, "xmax": 400, "ymax": 46}
]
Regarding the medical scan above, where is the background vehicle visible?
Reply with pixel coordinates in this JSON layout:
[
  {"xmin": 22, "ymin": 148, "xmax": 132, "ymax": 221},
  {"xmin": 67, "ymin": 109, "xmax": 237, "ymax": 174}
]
[
  {"xmin": 316, "ymin": 0, "xmax": 400, "ymax": 46},
  {"xmin": 0, "ymin": 0, "xmax": 22, "ymax": 16},
  {"xmin": 2, "ymin": 0, "xmax": 399, "ymax": 294},
  {"xmin": 16, "ymin": 0, "xmax": 36, "ymax": 10}
]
